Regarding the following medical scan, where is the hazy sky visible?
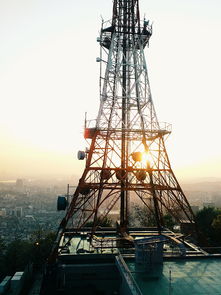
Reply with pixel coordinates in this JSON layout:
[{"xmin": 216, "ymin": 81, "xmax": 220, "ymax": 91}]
[{"xmin": 0, "ymin": 0, "xmax": 221, "ymax": 181}]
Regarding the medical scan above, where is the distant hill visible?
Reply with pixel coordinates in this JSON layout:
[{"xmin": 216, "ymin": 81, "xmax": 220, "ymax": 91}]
[{"xmin": 181, "ymin": 179, "xmax": 221, "ymax": 192}]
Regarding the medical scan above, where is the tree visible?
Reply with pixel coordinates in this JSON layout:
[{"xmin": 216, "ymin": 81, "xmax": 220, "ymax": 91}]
[
  {"xmin": 4, "ymin": 239, "xmax": 32, "ymax": 275},
  {"xmin": 163, "ymin": 214, "xmax": 176, "ymax": 230},
  {"xmin": 29, "ymin": 230, "xmax": 56, "ymax": 269},
  {"xmin": 129, "ymin": 204, "xmax": 156, "ymax": 227},
  {"xmin": 0, "ymin": 237, "xmax": 5, "ymax": 253},
  {"xmin": 0, "ymin": 237, "xmax": 6, "ymax": 281},
  {"xmin": 212, "ymin": 214, "xmax": 221, "ymax": 245},
  {"xmin": 129, "ymin": 204, "xmax": 177, "ymax": 229},
  {"xmin": 85, "ymin": 216, "xmax": 113, "ymax": 227},
  {"xmin": 195, "ymin": 207, "xmax": 221, "ymax": 246}
]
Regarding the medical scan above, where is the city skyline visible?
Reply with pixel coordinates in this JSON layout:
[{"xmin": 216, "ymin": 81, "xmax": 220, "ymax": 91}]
[{"xmin": 0, "ymin": 0, "xmax": 221, "ymax": 181}]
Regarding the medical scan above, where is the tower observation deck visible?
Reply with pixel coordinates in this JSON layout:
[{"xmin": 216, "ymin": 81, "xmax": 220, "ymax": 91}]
[{"xmin": 50, "ymin": 0, "xmax": 196, "ymax": 263}]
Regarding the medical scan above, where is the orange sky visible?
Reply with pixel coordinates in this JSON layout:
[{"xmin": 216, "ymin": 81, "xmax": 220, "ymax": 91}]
[{"xmin": 1, "ymin": 0, "xmax": 221, "ymax": 181}]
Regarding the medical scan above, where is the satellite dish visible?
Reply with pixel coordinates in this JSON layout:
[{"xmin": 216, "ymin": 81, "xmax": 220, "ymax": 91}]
[{"xmin": 78, "ymin": 151, "xmax": 86, "ymax": 160}]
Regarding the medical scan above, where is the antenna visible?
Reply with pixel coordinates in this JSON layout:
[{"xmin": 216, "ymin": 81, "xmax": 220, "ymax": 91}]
[
  {"xmin": 169, "ymin": 267, "xmax": 172, "ymax": 295},
  {"xmin": 49, "ymin": 0, "xmax": 197, "ymax": 263}
]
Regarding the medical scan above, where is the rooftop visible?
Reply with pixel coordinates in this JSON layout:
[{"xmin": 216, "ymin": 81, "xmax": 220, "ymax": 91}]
[
  {"xmin": 40, "ymin": 230, "xmax": 221, "ymax": 295},
  {"xmin": 127, "ymin": 258, "xmax": 221, "ymax": 295}
]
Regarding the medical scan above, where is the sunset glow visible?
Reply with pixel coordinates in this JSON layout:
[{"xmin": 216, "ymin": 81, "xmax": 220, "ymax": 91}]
[{"xmin": 0, "ymin": 0, "xmax": 221, "ymax": 181}]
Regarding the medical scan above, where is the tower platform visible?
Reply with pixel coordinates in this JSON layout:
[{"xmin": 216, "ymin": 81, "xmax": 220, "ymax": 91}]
[{"xmin": 40, "ymin": 228, "xmax": 221, "ymax": 295}]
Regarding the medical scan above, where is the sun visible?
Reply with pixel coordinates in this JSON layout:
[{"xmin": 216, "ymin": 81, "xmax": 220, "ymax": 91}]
[
  {"xmin": 131, "ymin": 150, "xmax": 152, "ymax": 168},
  {"xmin": 141, "ymin": 151, "xmax": 151, "ymax": 167}
]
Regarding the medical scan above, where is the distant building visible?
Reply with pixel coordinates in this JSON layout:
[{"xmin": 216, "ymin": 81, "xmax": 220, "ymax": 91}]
[
  {"xmin": 0, "ymin": 208, "xmax": 6, "ymax": 217},
  {"xmin": 24, "ymin": 215, "xmax": 35, "ymax": 222},
  {"xmin": 13, "ymin": 207, "xmax": 23, "ymax": 218},
  {"xmin": 16, "ymin": 179, "xmax": 24, "ymax": 188},
  {"xmin": 17, "ymin": 207, "xmax": 23, "ymax": 218}
]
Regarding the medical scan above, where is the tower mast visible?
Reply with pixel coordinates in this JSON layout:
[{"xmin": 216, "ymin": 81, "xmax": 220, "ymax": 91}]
[
  {"xmin": 51, "ymin": 0, "xmax": 196, "ymax": 260},
  {"xmin": 121, "ymin": 0, "xmax": 129, "ymax": 231}
]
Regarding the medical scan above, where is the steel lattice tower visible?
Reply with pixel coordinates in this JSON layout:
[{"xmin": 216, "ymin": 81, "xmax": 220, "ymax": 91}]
[{"xmin": 52, "ymin": 0, "xmax": 196, "ymax": 259}]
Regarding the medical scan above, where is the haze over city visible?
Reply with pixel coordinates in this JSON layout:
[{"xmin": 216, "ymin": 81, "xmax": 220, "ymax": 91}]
[{"xmin": 1, "ymin": 0, "xmax": 221, "ymax": 182}]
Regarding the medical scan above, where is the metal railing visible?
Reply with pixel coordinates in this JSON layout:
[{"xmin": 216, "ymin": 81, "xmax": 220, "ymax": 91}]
[
  {"xmin": 115, "ymin": 252, "xmax": 143, "ymax": 295},
  {"xmin": 85, "ymin": 119, "xmax": 172, "ymax": 134}
]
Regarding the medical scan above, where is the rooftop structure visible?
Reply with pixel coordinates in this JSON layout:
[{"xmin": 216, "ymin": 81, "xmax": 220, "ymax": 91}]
[{"xmin": 40, "ymin": 229, "xmax": 221, "ymax": 295}]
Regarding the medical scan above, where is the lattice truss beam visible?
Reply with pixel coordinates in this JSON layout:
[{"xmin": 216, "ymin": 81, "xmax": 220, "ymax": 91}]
[{"xmin": 60, "ymin": 0, "xmax": 195, "ymax": 235}]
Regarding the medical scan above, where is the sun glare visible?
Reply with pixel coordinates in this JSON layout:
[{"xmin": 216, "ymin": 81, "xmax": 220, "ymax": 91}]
[{"xmin": 141, "ymin": 151, "xmax": 151, "ymax": 167}]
